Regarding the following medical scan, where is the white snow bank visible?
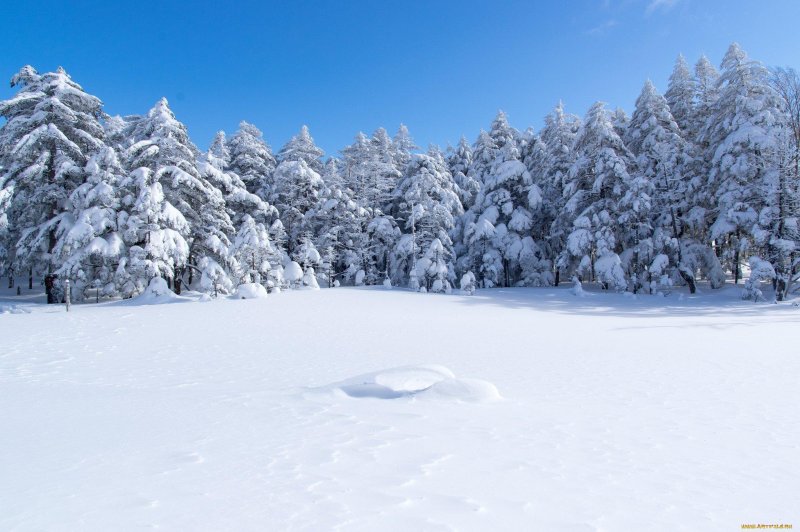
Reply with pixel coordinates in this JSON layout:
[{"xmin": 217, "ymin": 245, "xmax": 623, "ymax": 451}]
[
  {"xmin": 235, "ymin": 283, "xmax": 268, "ymax": 299},
  {"xmin": 320, "ymin": 365, "xmax": 501, "ymax": 402}
]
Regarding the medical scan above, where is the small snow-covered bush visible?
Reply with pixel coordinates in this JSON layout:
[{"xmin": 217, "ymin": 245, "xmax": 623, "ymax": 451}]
[
  {"xmin": 460, "ymin": 271, "xmax": 476, "ymax": 295},
  {"xmin": 302, "ymin": 267, "xmax": 320, "ymax": 290},
  {"xmin": 355, "ymin": 269, "xmax": 366, "ymax": 286},
  {"xmin": 571, "ymin": 276, "xmax": 585, "ymax": 297},
  {"xmin": 284, "ymin": 261, "xmax": 303, "ymax": 289},
  {"xmin": 742, "ymin": 257, "xmax": 776, "ymax": 302}
]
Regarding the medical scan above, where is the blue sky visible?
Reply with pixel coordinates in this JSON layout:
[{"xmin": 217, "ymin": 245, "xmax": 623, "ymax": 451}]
[{"xmin": 2, "ymin": 0, "xmax": 798, "ymax": 155}]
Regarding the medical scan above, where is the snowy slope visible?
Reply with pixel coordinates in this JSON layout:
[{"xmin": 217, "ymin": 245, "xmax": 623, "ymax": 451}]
[{"xmin": 1, "ymin": 286, "xmax": 798, "ymax": 531}]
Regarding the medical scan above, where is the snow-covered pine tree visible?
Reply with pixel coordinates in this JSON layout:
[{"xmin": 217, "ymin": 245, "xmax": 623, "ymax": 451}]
[
  {"xmin": 227, "ymin": 121, "xmax": 276, "ymax": 199},
  {"xmin": 621, "ymin": 80, "xmax": 675, "ymax": 293},
  {"xmin": 53, "ymin": 147, "xmax": 125, "ymax": 300},
  {"xmin": 664, "ymin": 54, "xmax": 696, "ymax": 139},
  {"xmin": 271, "ymin": 158, "xmax": 324, "ymax": 254},
  {"xmin": 370, "ymin": 127, "xmax": 402, "ymax": 213},
  {"xmin": 124, "ymin": 98, "xmax": 233, "ymax": 293},
  {"xmin": 540, "ymin": 102, "xmax": 580, "ymax": 286},
  {"xmin": 311, "ymin": 178, "xmax": 370, "ymax": 285},
  {"xmin": 391, "ymin": 124, "xmax": 418, "ymax": 174},
  {"xmin": 199, "ymin": 134, "xmax": 279, "ymax": 227},
  {"xmin": 116, "ymin": 166, "xmax": 190, "ymax": 297},
  {"xmin": 468, "ymin": 113, "xmax": 543, "ymax": 287},
  {"xmin": 391, "ymin": 148, "xmax": 463, "ymax": 288},
  {"xmin": 447, "ymin": 137, "xmax": 480, "ymax": 279},
  {"xmin": 229, "ymin": 214, "xmax": 280, "ymax": 288},
  {"xmin": 701, "ymin": 43, "xmax": 785, "ymax": 284},
  {"xmin": 207, "ymin": 131, "xmax": 231, "ymax": 170},
  {"xmin": 519, "ymin": 128, "xmax": 554, "ymax": 286},
  {"xmin": 768, "ymin": 67, "xmax": 800, "ymax": 299},
  {"xmin": 447, "ymin": 137, "xmax": 479, "ymax": 210},
  {"xmin": 560, "ymin": 102, "xmax": 634, "ymax": 290},
  {"xmin": 277, "ymin": 125, "xmax": 325, "ymax": 174},
  {"xmin": 694, "ymin": 55, "xmax": 721, "ymax": 139},
  {"xmin": 0, "ymin": 66, "xmax": 106, "ymax": 299}
]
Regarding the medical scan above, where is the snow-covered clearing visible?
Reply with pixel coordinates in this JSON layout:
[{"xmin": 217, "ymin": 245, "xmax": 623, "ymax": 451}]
[{"xmin": 1, "ymin": 286, "xmax": 798, "ymax": 531}]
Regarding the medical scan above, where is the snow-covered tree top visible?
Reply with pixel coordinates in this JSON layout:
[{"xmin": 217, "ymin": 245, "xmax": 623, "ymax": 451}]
[{"xmin": 278, "ymin": 125, "xmax": 324, "ymax": 171}]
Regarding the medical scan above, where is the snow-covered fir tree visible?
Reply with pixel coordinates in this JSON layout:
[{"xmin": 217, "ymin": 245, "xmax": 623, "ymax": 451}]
[
  {"xmin": 277, "ymin": 125, "xmax": 325, "ymax": 174},
  {"xmin": 702, "ymin": 43, "xmax": 785, "ymax": 284},
  {"xmin": 391, "ymin": 148, "xmax": 463, "ymax": 288},
  {"xmin": 560, "ymin": 102, "xmax": 634, "ymax": 290},
  {"xmin": 123, "ymin": 98, "xmax": 233, "ymax": 293},
  {"xmin": 53, "ymin": 147, "xmax": 125, "ymax": 300},
  {"xmin": 0, "ymin": 66, "xmax": 106, "ymax": 298},
  {"xmin": 539, "ymin": 102, "xmax": 580, "ymax": 285},
  {"xmin": 226, "ymin": 121, "xmax": 276, "ymax": 198},
  {"xmin": 664, "ymin": 54, "xmax": 696, "ymax": 138}
]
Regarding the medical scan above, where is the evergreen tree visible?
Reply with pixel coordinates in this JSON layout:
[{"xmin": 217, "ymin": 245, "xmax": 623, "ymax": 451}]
[
  {"xmin": 560, "ymin": 102, "xmax": 633, "ymax": 290},
  {"xmin": 540, "ymin": 102, "xmax": 580, "ymax": 285},
  {"xmin": 664, "ymin": 54, "xmax": 696, "ymax": 137},
  {"xmin": 53, "ymin": 147, "xmax": 125, "ymax": 300},
  {"xmin": 769, "ymin": 67, "xmax": 800, "ymax": 299},
  {"xmin": 271, "ymin": 159, "xmax": 324, "ymax": 253},
  {"xmin": 392, "ymin": 149, "xmax": 463, "ymax": 288},
  {"xmin": 277, "ymin": 125, "xmax": 324, "ymax": 174},
  {"xmin": 0, "ymin": 66, "xmax": 106, "ymax": 298},
  {"xmin": 227, "ymin": 121, "xmax": 276, "ymax": 199},
  {"xmin": 702, "ymin": 43, "xmax": 785, "ymax": 284},
  {"xmin": 124, "ymin": 98, "xmax": 232, "ymax": 292},
  {"xmin": 391, "ymin": 124, "xmax": 418, "ymax": 173},
  {"xmin": 207, "ymin": 131, "xmax": 231, "ymax": 170}
]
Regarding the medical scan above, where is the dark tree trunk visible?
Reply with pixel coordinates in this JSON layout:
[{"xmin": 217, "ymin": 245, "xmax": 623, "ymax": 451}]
[
  {"xmin": 29, "ymin": 268, "xmax": 33, "ymax": 290},
  {"xmin": 554, "ymin": 269, "xmax": 560, "ymax": 287},
  {"xmin": 678, "ymin": 268, "xmax": 696, "ymax": 294}
]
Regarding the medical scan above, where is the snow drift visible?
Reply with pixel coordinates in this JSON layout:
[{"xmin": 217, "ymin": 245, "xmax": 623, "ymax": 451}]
[{"xmin": 318, "ymin": 365, "xmax": 501, "ymax": 402}]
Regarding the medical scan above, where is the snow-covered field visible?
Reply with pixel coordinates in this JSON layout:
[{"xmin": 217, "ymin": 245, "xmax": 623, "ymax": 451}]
[{"xmin": 1, "ymin": 285, "xmax": 798, "ymax": 531}]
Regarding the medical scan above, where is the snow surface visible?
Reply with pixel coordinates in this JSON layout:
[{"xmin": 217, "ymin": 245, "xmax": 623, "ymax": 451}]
[{"xmin": 1, "ymin": 284, "xmax": 799, "ymax": 531}]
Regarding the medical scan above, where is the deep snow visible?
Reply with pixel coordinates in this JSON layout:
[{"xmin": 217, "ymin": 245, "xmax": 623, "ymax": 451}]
[{"xmin": 1, "ymin": 284, "xmax": 798, "ymax": 531}]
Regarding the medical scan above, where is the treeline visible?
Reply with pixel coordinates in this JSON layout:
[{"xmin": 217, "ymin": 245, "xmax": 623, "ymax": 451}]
[{"xmin": 0, "ymin": 43, "xmax": 798, "ymax": 302}]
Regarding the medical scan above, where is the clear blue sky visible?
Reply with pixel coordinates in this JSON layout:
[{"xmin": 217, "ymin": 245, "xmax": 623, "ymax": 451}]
[{"xmin": 2, "ymin": 0, "xmax": 798, "ymax": 155}]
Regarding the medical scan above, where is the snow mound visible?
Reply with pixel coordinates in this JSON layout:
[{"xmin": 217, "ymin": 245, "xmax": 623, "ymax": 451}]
[
  {"xmin": 324, "ymin": 365, "xmax": 501, "ymax": 402},
  {"xmin": 133, "ymin": 277, "xmax": 179, "ymax": 304},
  {"xmin": 235, "ymin": 283, "xmax": 268, "ymax": 299},
  {"xmin": 0, "ymin": 304, "xmax": 30, "ymax": 314}
]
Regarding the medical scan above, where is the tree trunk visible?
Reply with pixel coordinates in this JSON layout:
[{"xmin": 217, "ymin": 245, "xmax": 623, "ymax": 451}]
[
  {"xmin": 29, "ymin": 268, "xmax": 33, "ymax": 290},
  {"xmin": 678, "ymin": 267, "xmax": 696, "ymax": 294},
  {"xmin": 554, "ymin": 269, "xmax": 560, "ymax": 287}
]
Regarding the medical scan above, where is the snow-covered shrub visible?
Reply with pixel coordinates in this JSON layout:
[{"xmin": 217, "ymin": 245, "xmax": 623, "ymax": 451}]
[
  {"xmin": 571, "ymin": 276, "xmax": 585, "ymax": 297},
  {"xmin": 742, "ymin": 257, "xmax": 776, "ymax": 302},
  {"xmin": 460, "ymin": 271, "xmax": 477, "ymax": 295},
  {"xmin": 302, "ymin": 266, "xmax": 320, "ymax": 290},
  {"xmin": 355, "ymin": 269, "xmax": 366, "ymax": 286}
]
